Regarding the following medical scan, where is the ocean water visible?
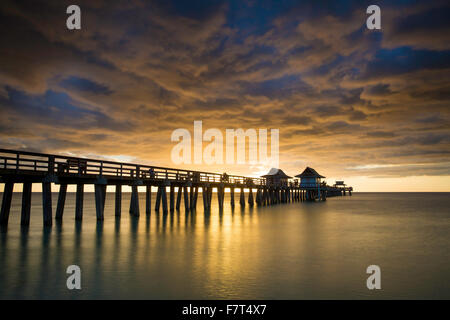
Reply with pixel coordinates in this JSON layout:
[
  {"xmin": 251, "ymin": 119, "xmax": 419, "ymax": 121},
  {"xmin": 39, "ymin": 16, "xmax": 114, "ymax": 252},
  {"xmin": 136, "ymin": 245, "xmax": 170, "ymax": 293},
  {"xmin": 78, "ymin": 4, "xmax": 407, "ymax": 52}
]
[{"xmin": 0, "ymin": 192, "xmax": 449, "ymax": 299}]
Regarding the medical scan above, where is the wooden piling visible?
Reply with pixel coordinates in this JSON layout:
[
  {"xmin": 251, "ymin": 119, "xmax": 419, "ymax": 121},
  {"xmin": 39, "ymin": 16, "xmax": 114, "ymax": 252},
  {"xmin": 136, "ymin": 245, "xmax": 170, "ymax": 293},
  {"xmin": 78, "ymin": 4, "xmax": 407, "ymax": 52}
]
[
  {"xmin": 170, "ymin": 185, "xmax": 175, "ymax": 213},
  {"xmin": 248, "ymin": 188, "xmax": 254, "ymax": 207},
  {"xmin": 230, "ymin": 187, "xmax": 235, "ymax": 208},
  {"xmin": 189, "ymin": 186, "xmax": 194, "ymax": 210},
  {"xmin": 183, "ymin": 186, "xmax": 189, "ymax": 212},
  {"xmin": 176, "ymin": 186, "xmax": 182, "ymax": 211},
  {"xmin": 193, "ymin": 186, "xmax": 199, "ymax": 210},
  {"xmin": 42, "ymin": 182, "xmax": 52, "ymax": 226},
  {"xmin": 202, "ymin": 186, "xmax": 208, "ymax": 212},
  {"xmin": 115, "ymin": 185, "xmax": 122, "ymax": 217},
  {"xmin": 155, "ymin": 186, "xmax": 162, "ymax": 212},
  {"xmin": 75, "ymin": 183, "xmax": 83, "ymax": 220},
  {"xmin": 208, "ymin": 186, "xmax": 212, "ymax": 208},
  {"xmin": 218, "ymin": 185, "xmax": 224, "ymax": 210},
  {"xmin": 95, "ymin": 184, "xmax": 106, "ymax": 220},
  {"xmin": 20, "ymin": 182, "xmax": 32, "ymax": 225},
  {"xmin": 0, "ymin": 181, "xmax": 14, "ymax": 226},
  {"xmin": 146, "ymin": 185, "xmax": 151, "ymax": 215},
  {"xmin": 240, "ymin": 188, "xmax": 245, "ymax": 207},
  {"xmin": 55, "ymin": 183, "xmax": 67, "ymax": 220},
  {"xmin": 130, "ymin": 185, "xmax": 140, "ymax": 216},
  {"xmin": 161, "ymin": 186, "xmax": 168, "ymax": 214}
]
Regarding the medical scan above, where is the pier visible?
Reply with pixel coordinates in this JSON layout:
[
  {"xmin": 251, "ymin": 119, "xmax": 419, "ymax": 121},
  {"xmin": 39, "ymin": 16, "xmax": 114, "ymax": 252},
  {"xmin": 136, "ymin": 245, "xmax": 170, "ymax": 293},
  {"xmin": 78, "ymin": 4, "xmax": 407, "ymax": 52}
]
[{"xmin": 0, "ymin": 149, "xmax": 352, "ymax": 227}]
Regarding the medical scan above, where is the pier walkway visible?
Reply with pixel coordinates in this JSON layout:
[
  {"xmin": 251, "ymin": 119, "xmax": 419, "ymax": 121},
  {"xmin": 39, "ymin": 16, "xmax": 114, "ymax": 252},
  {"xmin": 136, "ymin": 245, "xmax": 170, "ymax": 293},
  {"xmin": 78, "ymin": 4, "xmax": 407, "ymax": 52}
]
[{"xmin": 0, "ymin": 149, "xmax": 352, "ymax": 227}]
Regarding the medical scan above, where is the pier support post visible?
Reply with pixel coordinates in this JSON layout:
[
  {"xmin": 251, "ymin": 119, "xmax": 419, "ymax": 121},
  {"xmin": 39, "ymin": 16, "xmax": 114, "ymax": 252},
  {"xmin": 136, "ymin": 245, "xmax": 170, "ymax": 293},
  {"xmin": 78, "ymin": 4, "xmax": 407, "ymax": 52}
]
[
  {"xmin": 202, "ymin": 186, "xmax": 208, "ymax": 212},
  {"xmin": 0, "ymin": 182, "xmax": 14, "ymax": 226},
  {"xmin": 248, "ymin": 188, "xmax": 254, "ymax": 207},
  {"xmin": 176, "ymin": 186, "xmax": 182, "ymax": 211},
  {"xmin": 239, "ymin": 188, "xmax": 245, "ymax": 207},
  {"xmin": 20, "ymin": 182, "xmax": 32, "ymax": 225},
  {"xmin": 42, "ymin": 182, "xmax": 52, "ymax": 226},
  {"xmin": 146, "ymin": 185, "xmax": 151, "ymax": 215},
  {"xmin": 155, "ymin": 186, "xmax": 162, "ymax": 212},
  {"xmin": 189, "ymin": 186, "xmax": 194, "ymax": 211},
  {"xmin": 262, "ymin": 188, "xmax": 267, "ymax": 206},
  {"xmin": 55, "ymin": 184, "xmax": 67, "ymax": 221},
  {"xmin": 193, "ymin": 186, "xmax": 199, "ymax": 210},
  {"xmin": 183, "ymin": 186, "xmax": 190, "ymax": 212},
  {"xmin": 95, "ymin": 184, "xmax": 107, "ymax": 220},
  {"xmin": 75, "ymin": 183, "xmax": 84, "ymax": 220},
  {"xmin": 208, "ymin": 186, "xmax": 212, "ymax": 209},
  {"xmin": 170, "ymin": 185, "xmax": 175, "ymax": 213},
  {"xmin": 130, "ymin": 185, "xmax": 140, "ymax": 217},
  {"xmin": 217, "ymin": 184, "xmax": 224, "ymax": 210},
  {"xmin": 161, "ymin": 185, "xmax": 168, "ymax": 214},
  {"xmin": 230, "ymin": 187, "xmax": 235, "ymax": 208},
  {"xmin": 115, "ymin": 185, "xmax": 122, "ymax": 217}
]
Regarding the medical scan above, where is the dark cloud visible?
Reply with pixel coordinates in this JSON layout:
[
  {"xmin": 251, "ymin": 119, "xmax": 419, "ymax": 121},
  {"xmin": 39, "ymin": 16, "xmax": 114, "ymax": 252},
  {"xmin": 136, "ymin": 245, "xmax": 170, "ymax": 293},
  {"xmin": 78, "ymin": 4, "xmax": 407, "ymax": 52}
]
[
  {"xmin": 60, "ymin": 76, "xmax": 114, "ymax": 95},
  {"xmin": 366, "ymin": 131, "xmax": 397, "ymax": 138},
  {"xmin": 361, "ymin": 47, "xmax": 450, "ymax": 80},
  {"xmin": 0, "ymin": 0, "xmax": 449, "ymax": 182},
  {"xmin": 366, "ymin": 83, "xmax": 393, "ymax": 96}
]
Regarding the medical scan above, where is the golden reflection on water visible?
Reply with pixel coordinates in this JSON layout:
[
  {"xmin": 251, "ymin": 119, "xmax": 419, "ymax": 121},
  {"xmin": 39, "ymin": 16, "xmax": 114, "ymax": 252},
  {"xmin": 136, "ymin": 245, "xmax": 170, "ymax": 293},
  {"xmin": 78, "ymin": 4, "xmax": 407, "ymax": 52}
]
[{"xmin": 1, "ymin": 192, "xmax": 450, "ymax": 299}]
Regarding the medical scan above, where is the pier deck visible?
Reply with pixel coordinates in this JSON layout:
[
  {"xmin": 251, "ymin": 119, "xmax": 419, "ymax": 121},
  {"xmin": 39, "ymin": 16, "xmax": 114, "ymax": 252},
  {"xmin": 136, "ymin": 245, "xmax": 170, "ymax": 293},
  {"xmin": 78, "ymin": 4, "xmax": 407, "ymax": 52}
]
[{"xmin": 0, "ymin": 149, "xmax": 352, "ymax": 227}]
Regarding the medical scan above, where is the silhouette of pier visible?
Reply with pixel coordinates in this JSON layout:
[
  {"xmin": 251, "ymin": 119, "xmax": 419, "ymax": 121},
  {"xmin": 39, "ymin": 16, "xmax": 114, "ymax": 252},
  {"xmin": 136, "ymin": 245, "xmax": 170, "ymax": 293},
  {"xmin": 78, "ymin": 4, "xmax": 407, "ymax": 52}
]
[{"xmin": 0, "ymin": 149, "xmax": 352, "ymax": 227}]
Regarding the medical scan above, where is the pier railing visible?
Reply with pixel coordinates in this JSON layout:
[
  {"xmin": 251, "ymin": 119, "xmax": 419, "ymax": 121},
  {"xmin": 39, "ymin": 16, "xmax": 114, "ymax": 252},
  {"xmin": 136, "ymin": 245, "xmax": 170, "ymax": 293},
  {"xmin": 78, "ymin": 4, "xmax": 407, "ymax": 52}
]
[
  {"xmin": 0, "ymin": 148, "xmax": 266, "ymax": 186},
  {"xmin": 0, "ymin": 148, "xmax": 353, "ymax": 227}
]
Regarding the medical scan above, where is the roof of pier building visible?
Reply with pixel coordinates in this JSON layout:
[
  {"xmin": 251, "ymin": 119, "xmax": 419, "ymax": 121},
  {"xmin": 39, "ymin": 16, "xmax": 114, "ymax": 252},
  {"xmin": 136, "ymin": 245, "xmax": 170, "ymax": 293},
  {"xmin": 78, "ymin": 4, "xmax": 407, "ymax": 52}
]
[
  {"xmin": 295, "ymin": 167, "xmax": 325, "ymax": 179},
  {"xmin": 262, "ymin": 168, "xmax": 292, "ymax": 179}
]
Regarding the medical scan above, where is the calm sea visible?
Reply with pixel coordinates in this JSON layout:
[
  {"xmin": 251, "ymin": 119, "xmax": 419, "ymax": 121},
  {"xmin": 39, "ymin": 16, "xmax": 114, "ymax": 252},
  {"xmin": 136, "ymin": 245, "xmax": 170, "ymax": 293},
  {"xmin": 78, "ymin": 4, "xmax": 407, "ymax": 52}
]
[{"xmin": 0, "ymin": 192, "xmax": 449, "ymax": 299}]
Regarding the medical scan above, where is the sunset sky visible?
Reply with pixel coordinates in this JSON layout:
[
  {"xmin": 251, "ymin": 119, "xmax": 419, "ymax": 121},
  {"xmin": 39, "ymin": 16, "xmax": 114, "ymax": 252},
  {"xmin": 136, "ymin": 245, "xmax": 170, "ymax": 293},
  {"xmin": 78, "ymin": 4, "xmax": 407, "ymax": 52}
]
[{"xmin": 1, "ymin": 0, "xmax": 449, "ymax": 191}]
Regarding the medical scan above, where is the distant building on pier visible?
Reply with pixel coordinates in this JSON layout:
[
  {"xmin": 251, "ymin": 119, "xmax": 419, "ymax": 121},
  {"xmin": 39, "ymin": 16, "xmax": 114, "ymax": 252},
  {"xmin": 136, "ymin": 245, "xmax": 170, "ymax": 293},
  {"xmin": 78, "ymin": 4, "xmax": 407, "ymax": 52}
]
[
  {"xmin": 262, "ymin": 168, "xmax": 292, "ymax": 187},
  {"xmin": 295, "ymin": 167, "xmax": 325, "ymax": 189},
  {"xmin": 334, "ymin": 181, "xmax": 346, "ymax": 187}
]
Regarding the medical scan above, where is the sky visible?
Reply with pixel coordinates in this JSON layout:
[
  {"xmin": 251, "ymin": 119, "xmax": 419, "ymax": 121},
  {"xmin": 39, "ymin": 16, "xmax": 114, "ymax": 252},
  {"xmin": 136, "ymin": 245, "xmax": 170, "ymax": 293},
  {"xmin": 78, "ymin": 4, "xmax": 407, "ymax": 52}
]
[{"xmin": 0, "ymin": 0, "xmax": 449, "ymax": 192}]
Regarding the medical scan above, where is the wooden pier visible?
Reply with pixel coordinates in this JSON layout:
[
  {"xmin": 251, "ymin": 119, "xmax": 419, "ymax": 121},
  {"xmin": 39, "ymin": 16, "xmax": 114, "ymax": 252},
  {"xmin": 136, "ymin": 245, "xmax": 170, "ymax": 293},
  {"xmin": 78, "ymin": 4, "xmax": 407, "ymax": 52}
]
[{"xmin": 0, "ymin": 149, "xmax": 352, "ymax": 227}]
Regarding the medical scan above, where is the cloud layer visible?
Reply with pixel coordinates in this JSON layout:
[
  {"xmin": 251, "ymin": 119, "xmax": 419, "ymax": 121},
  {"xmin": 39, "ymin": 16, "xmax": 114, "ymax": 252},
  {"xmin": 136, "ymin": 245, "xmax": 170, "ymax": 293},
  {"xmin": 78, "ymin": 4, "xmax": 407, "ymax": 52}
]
[{"xmin": 1, "ymin": 0, "xmax": 449, "ymax": 189}]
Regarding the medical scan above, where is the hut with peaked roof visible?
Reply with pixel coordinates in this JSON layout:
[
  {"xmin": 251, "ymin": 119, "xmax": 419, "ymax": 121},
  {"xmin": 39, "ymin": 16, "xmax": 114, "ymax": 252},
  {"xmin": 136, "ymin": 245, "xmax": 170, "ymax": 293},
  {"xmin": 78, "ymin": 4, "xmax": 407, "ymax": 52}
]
[
  {"xmin": 262, "ymin": 168, "xmax": 292, "ymax": 187},
  {"xmin": 295, "ymin": 167, "xmax": 325, "ymax": 189}
]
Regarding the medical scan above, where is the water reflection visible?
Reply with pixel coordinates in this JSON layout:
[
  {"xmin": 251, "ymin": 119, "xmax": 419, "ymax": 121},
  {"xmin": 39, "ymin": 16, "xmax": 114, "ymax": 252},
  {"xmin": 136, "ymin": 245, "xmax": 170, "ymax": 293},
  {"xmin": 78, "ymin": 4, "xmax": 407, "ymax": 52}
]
[{"xmin": 0, "ymin": 193, "xmax": 449, "ymax": 299}]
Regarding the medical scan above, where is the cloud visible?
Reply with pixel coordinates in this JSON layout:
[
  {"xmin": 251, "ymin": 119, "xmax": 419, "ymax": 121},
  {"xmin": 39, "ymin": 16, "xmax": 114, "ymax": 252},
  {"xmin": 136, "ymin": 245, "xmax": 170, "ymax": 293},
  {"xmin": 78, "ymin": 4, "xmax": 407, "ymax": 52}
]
[
  {"xmin": 60, "ymin": 76, "xmax": 114, "ymax": 95},
  {"xmin": 0, "ymin": 0, "xmax": 449, "ymax": 181}
]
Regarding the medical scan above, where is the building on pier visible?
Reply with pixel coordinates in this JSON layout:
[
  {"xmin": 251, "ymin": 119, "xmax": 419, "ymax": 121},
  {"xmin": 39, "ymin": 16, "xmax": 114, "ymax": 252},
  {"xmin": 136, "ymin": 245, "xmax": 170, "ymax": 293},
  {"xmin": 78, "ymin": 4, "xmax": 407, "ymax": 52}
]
[
  {"xmin": 334, "ymin": 181, "xmax": 346, "ymax": 187},
  {"xmin": 295, "ymin": 167, "xmax": 326, "ymax": 201},
  {"xmin": 262, "ymin": 168, "xmax": 292, "ymax": 187},
  {"xmin": 295, "ymin": 167, "xmax": 325, "ymax": 188}
]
